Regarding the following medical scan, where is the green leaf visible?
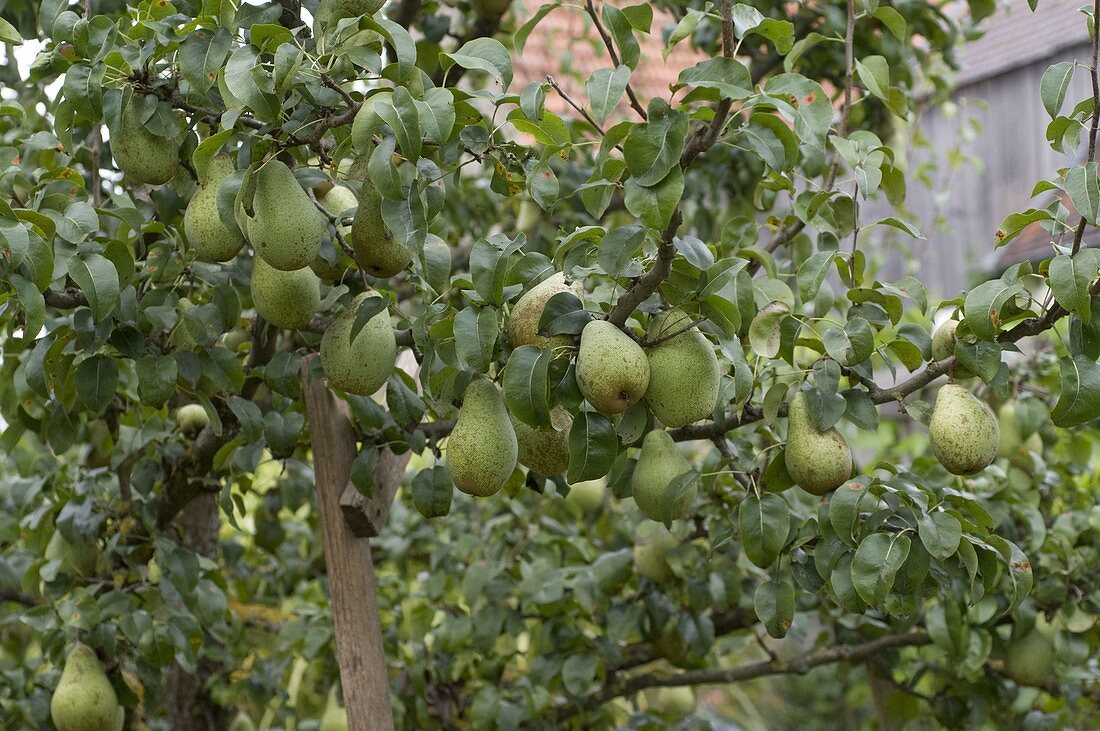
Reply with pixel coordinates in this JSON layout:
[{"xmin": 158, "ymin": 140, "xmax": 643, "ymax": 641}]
[
  {"xmin": 623, "ymin": 101, "xmax": 689, "ymax": 186},
  {"xmin": 822, "ymin": 318, "xmax": 875, "ymax": 366},
  {"xmin": 828, "ymin": 480, "xmax": 867, "ymax": 545},
  {"xmin": 1049, "ymin": 250, "xmax": 1098, "ymax": 323},
  {"xmin": 754, "ymin": 577, "xmax": 795, "ymax": 639},
  {"xmin": 874, "ymin": 6, "xmax": 906, "ymax": 40},
  {"xmin": 601, "ymin": 3, "xmax": 639, "ymax": 69},
  {"xmin": 673, "ymin": 235, "xmax": 714, "ymax": 270},
  {"xmin": 739, "ymin": 493, "xmax": 790, "ymax": 568},
  {"xmin": 994, "ymin": 209, "xmax": 1054, "ymax": 247},
  {"xmin": 515, "ymin": 2, "xmax": 560, "ymax": 53},
  {"xmin": 348, "ymin": 295, "xmax": 388, "ymax": 343},
  {"xmin": 538, "ymin": 291, "xmax": 593, "ymax": 336},
  {"xmin": 179, "ymin": 27, "xmax": 231, "ymax": 96},
  {"xmin": 797, "ymin": 251, "xmax": 835, "ymax": 303},
  {"xmin": 0, "ymin": 17, "xmax": 24, "ymax": 44},
  {"xmin": 0, "ymin": 219, "xmax": 29, "ymax": 265},
  {"xmin": 224, "ymin": 45, "xmax": 278, "ymax": 120},
  {"xmin": 676, "ymin": 57, "xmax": 752, "ymax": 100},
  {"xmin": 1065, "ymin": 163, "xmax": 1100, "ymax": 225},
  {"xmin": 411, "ymin": 465, "xmax": 453, "ymax": 518},
  {"xmin": 855, "ymin": 56, "xmax": 890, "ymax": 100},
  {"xmin": 870, "ymin": 217, "xmax": 922, "ymax": 238},
  {"xmin": 598, "ymin": 225, "xmax": 645, "ymax": 277},
  {"xmin": 851, "ymin": 533, "xmax": 911, "ymax": 606},
  {"xmin": 917, "ymin": 512, "xmax": 962, "ymax": 561},
  {"xmin": 748, "ymin": 301, "xmax": 790, "ymax": 358},
  {"xmin": 10, "ymin": 273, "xmax": 44, "ymax": 339},
  {"xmin": 137, "ymin": 355, "xmax": 178, "ymax": 407},
  {"xmin": 566, "ymin": 411, "xmax": 618, "ymax": 483},
  {"xmin": 664, "ymin": 9, "xmax": 702, "ymax": 59},
  {"xmin": 76, "ymin": 356, "xmax": 119, "ymax": 413},
  {"xmin": 376, "ymin": 86, "xmax": 422, "ymax": 162},
  {"xmin": 623, "ymin": 167, "xmax": 683, "ymax": 229},
  {"xmin": 469, "ymin": 234, "xmax": 525, "ymax": 305},
  {"xmin": 454, "ymin": 306, "xmax": 499, "ymax": 374},
  {"xmin": 730, "ymin": 3, "xmax": 764, "ymax": 36},
  {"xmin": 561, "ymin": 653, "xmax": 600, "ymax": 695},
  {"xmin": 1040, "ymin": 61, "xmax": 1074, "ymax": 119},
  {"xmin": 442, "ymin": 37, "xmax": 513, "ymax": 90},
  {"xmin": 68, "ymin": 253, "xmax": 120, "ymax": 321},
  {"xmin": 962, "ymin": 278, "xmax": 1025, "ymax": 340},
  {"xmin": 1051, "ymin": 355, "xmax": 1100, "ymax": 427},
  {"xmin": 502, "ymin": 345, "xmax": 552, "ymax": 427},
  {"xmin": 587, "ymin": 66, "xmax": 630, "ymax": 123}
]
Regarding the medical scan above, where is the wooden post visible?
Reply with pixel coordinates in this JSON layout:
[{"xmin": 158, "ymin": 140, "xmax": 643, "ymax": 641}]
[{"xmin": 301, "ymin": 355, "xmax": 396, "ymax": 731}]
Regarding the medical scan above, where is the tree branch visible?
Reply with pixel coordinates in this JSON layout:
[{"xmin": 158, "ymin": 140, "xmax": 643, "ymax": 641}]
[{"xmin": 556, "ymin": 630, "xmax": 930, "ymax": 722}]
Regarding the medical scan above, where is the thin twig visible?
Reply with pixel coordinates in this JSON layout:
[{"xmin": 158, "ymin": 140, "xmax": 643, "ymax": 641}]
[{"xmin": 546, "ymin": 75, "xmax": 605, "ymax": 135}]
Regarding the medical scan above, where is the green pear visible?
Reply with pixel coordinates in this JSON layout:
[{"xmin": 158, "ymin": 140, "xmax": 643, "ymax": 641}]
[
  {"xmin": 228, "ymin": 712, "xmax": 256, "ymax": 731},
  {"xmin": 930, "ymin": 384, "xmax": 999, "ymax": 475},
  {"xmin": 184, "ymin": 154, "xmax": 244, "ymax": 262},
  {"xmin": 175, "ymin": 404, "xmax": 209, "ymax": 435},
  {"xmin": 633, "ymin": 520, "xmax": 677, "ymax": 583},
  {"xmin": 1004, "ymin": 622, "xmax": 1055, "ymax": 687},
  {"xmin": 632, "ymin": 429, "xmax": 695, "ymax": 522},
  {"xmin": 251, "ymin": 256, "xmax": 320, "ymax": 330},
  {"xmin": 446, "ymin": 379, "xmax": 518, "ymax": 497},
  {"xmin": 45, "ymin": 529, "xmax": 99, "ymax": 578},
  {"xmin": 507, "ymin": 273, "xmax": 582, "ymax": 351},
  {"xmin": 247, "ymin": 160, "xmax": 324, "ymax": 271},
  {"xmin": 566, "ymin": 479, "xmax": 605, "ymax": 512},
  {"xmin": 111, "ymin": 94, "xmax": 179, "ymax": 185},
  {"xmin": 576, "ymin": 320, "xmax": 650, "ymax": 415},
  {"xmin": 998, "ymin": 401, "xmax": 1043, "ymax": 462},
  {"xmin": 931, "ymin": 319, "xmax": 975, "ymax": 378},
  {"xmin": 319, "ymin": 292, "xmax": 397, "ymax": 396},
  {"xmin": 784, "ymin": 390, "xmax": 852, "ymax": 496},
  {"xmin": 512, "ymin": 407, "xmax": 571, "ymax": 476},
  {"xmin": 349, "ymin": 169, "xmax": 411, "ymax": 278},
  {"xmin": 641, "ymin": 686, "xmax": 696, "ymax": 719},
  {"xmin": 50, "ymin": 643, "xmax": 120, "ymax": 731},
  {"xmin": 643, "ymin": 310, "xmax": 720, "ymax": 428},
  {"xmin": 311, "ymin": 184, "xmax": 359, "ymax": 280},
  {"xmin": 319, "ymin": 688, "xmax": 349, "ymax": 731}
]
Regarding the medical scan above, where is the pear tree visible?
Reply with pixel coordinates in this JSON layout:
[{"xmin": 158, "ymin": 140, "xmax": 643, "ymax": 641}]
[{"xmin": 1, "ymin": 0, "xmax": 1100, "ymax": 727}]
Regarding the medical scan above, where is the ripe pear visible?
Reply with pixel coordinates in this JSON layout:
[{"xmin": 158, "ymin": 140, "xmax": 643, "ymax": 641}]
[
  {"xmin": 565, "ymin": 479, "xmax": 605, "ymax": 512},
  {"xmin": 784, "ymin": 391, "xmax": 852, "ymax": 496},
  {"xmin": 931, "ymin": 319, "xmax": 975, "ymax": 378},
  {"xmin": 507, "ymin": 273, "xmax": 582, "ymax": 351},
  {"xmin": 632, "ymin": 429, "xmax": 695, "ymax": 522},
  {"xmin": 319, "ymin": 292, "xmax": 397, "ymax": 396},
  {"xmin": 641, "ymin": 686, "xmax": 696, "ymax": 719},
  {"xmin": 185, "ymin": 154, "xmax": 244, "ymax": 262},
  {"xmin": 512, "ymin": 407, "xmax": 571, "ymax": 476},
  {"xmin": 930, "ymin": 384, "xmax": 999, "ymax": 475},
  {"xmin": 111, "ymin": 95, "xmax": 179, "ymax": 185},
  {"xmin": 633, "ymin": 520, "xmax": 677, "ymax": 583},
  {"xmin": 247, "ymin": 160, "xmax": 324, "ymax": 271},
  {"xmin": 50, "ymin": 643, "xmax": 120, "ymax": 731},
  {"xmin": 446, "ymin": 379, "xmax": 518, "ymax": 497},
  {"xmin": 176, "ymin": 403, "xmax": 209, "ymax": 435},
  {"xmin": 644, "ymin": 310, "xmax": 720, "ymax": 427},
  {"xmin": 350, "ymin": 172, "xmax": 411, "ymax": 278},
  {"xmin": 251, "ymin": 256, "xmax": 320, "ymax": 330},
  {"xmin": 576, "ymin": 320, "xmax": 650, "ymax": 415},
  {"xmin": 319, "ymin": 688, "xmax": 349, "ymax": 731},
  {"xmin": 45, "ymin": 529, "xmax": 99, "ymax": 578},
  {"xmin": 1004, "ymin": 623, "xmax": 1055, "ymax": 687}
]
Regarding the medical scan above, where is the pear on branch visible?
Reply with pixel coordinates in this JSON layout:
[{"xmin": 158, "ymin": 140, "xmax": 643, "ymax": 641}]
[
  {"xmin": 784, "ymin": 390, "xmax": 852, "ymax": 496},
  {"xmin": 251, "ymin": 256, "xmax": 320, "ymax": 330},
  {"xmin": 110, "ymin": 93, "xmax": 179, "ymax": 185},
  {"xmin": 319, "ymin": 292, "xmax": 397, "ymax": 395},
  {"xmin": 643, "ymin": 309, "xmax": 720, "ymax": 428},
  {"xmin": 247, "ymin": 160, "xmax": 325, "ymax": 271},
  {"xmin": 930, "ymin": 384, "xmax": 998, "ymax": 475},
  {"xmin": 445, "ymin": 379, "xmax": 518, "ymax": 497},
  {"xmin": 184, "ymin": 153, "xmax": 244, "ymax": 262},
  {"xmin": 576, "ymin": 320, "xmax": 649, "ymax": 415},
  {"xmin": 507, "ymin": 272, "xmax": 583, "ymax": 351},
  {"xmin": 632, "ymin": 429, "xmax": 696, "ymax": 522},
  {"xmin": 50, "ymin": 643, "xmax": 120, "ymax": 731}
]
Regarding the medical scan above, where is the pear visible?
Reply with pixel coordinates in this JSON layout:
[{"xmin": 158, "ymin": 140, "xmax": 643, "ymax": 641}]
[
  {"xmin": 633, "ymin": 520, "xmax": 677, "ymax": 583},
  {"xmin": 184, "ymin": 154, "xmax": 244, "ymax": 262},
  {"xmin": 644, "ymin": 310, "xmax": 720, "ymax": 427},
  {"xmin": 930, "ymin": 384, "xmax": 999, "ymax": 475},
  {"xmin": 251, "ymin": 256, "xmax": 320, "ymax": 330},
  {"xmin": 319, "ymin": 292, "xmax": 397, "ymax": 396},
  {"xmin": 784, "ymin": 390, "xmax": 852, "ymax": 496},
  {"xmin": 931, "ymin": 319, "xmax": 975, "ymax": 378},
  {"xmin": 565, "ymin": 479, "xmax": 605, "ymax": 512},
  {"xmin": 175, "ymin": 404, "xmax": 209, "ymax": 435},
  {"xmin": 472, "ymin": 0, "xmax": 511, "ymax": 20},
  {"xmin": 45, "ymin": 529, "xmax": 99, "ymax": 578},
  {"xmin": 311, "ymin": 184, "xmax": 360, "ymax": 280},
  {"xmin": 111, "ymin": 94, "xmax": 179, "ymax": 185},
  {"xmin": 576, "ymin": 320, "xmax": 650, "ymax": 415},
  {"xmin": 446, "ymin": 379, "xmax": 518, "ymax": 497},
  {"xmin": 642, "ymin": 686, "xmax": 696, "ymax": 720},
  {"xmin": 350, "ymin": 171, "xmax": 412, "ymax": 278},
  {"xmin": 507, "ymin": 273, "xmax": 582, "ymax": 351},
  {"xmin": 50, "ymin": 643, "xmax": 120, "ymax": 731},
  {"xmin": 1004, "ymin": 622, "xmax": 1055, "ymax": 687},
  {"xmin": 319, "ymin": 184, "xmax": 358, "ymax": 238},
  {"xmin": 512, "ymin": 407, "xmax": 571, "ymax": 476},
  {"xmin": 319, "ymin": 688, "xmax": 349, "ymax": 731},
  {"xmin": 632, "ymin": 429, "xmax": 695, "ymax": 522},
  {"xmin": 247, "ymin": 160, "xmax": 324, "ymax": 271}
]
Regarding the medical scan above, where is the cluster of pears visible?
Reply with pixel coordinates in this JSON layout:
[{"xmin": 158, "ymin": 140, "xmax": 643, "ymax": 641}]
[
  {"xmin": 178, "ymin": 145, "xmax": 408, "ymax": 396},
  {"xmin": 445, "ymin": 271, "xmax": 722, "ymax": 513},
  {"xmin": 50, "ymin": 643, "xmax": 123, "ymax": 731}
]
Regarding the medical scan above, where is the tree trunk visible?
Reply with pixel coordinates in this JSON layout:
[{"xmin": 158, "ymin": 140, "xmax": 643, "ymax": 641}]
[{"xmin": 165, "ymin": 492, "xmax": 230, "ymax": 730}]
